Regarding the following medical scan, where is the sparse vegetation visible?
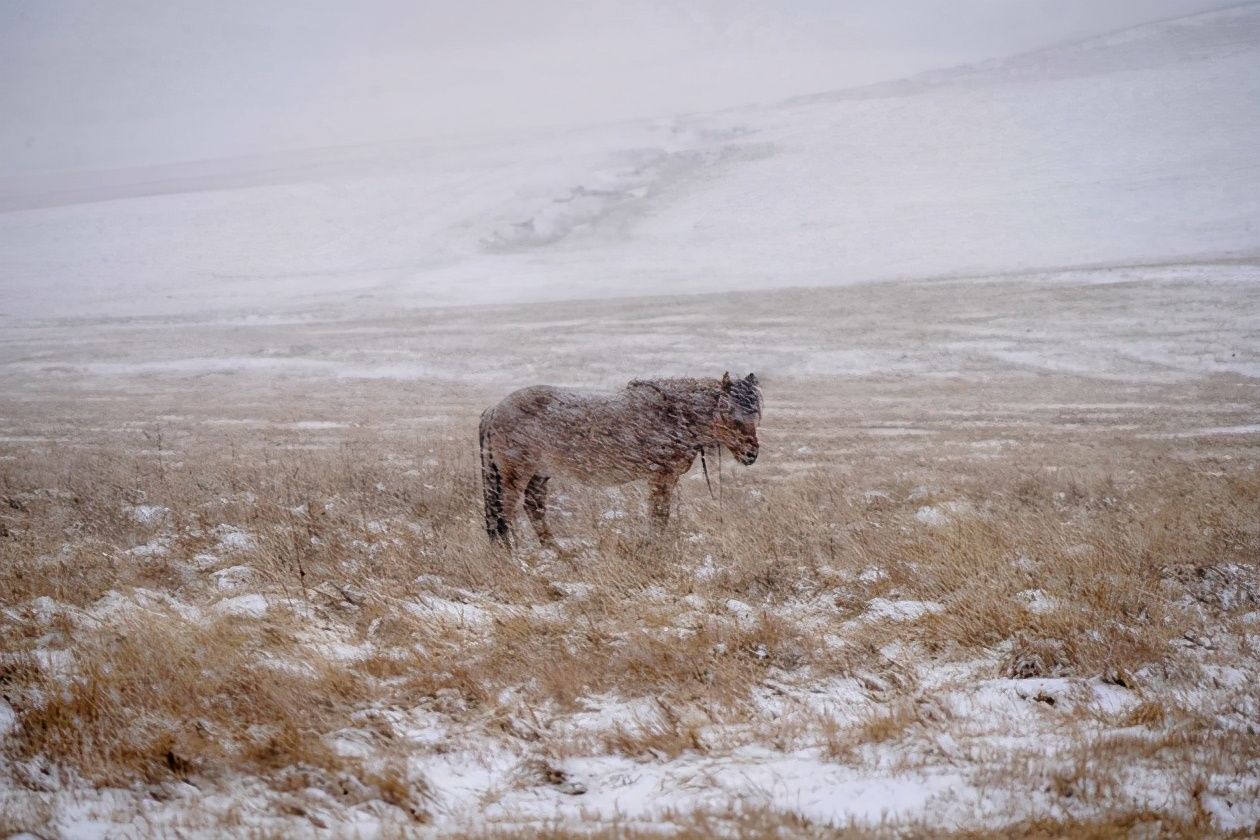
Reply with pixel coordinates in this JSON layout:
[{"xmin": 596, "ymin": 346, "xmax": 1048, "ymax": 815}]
[{"xmin": 1, "ymin": 376, "xmax": 1257, "ymax": 836}]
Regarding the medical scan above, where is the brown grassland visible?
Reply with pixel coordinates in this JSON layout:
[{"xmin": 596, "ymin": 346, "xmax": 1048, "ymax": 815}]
[{"xmin": 1, "ymin": 370, "xmax": 1258, "ymax": 837}]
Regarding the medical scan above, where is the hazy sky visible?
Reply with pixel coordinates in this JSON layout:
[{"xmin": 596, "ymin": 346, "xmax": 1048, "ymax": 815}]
[{"xmin": 0, "ymin": 0, "xmax": 1242, "ymax": 174}]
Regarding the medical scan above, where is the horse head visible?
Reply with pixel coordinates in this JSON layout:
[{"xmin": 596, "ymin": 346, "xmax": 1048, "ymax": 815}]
[{"xmin": 714, "ymin": 372, "xmax": 762, "ymax": 465}]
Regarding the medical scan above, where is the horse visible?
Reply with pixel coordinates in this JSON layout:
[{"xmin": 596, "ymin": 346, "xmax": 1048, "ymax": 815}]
[{"xmin": 479, "ymin": 372, "xmax": 762, "ymax": 548}]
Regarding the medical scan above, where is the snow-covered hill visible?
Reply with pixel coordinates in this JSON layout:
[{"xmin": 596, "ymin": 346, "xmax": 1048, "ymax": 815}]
[{"xmin": 1, "ymin": 4, "xmax": 1257, "ymax": 323}]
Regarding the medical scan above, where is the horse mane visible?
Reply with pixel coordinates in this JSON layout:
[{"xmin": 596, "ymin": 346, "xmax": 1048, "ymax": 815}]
[
  {"xmin": 628, "ymin": 375, "xmax": 761, "ymax": 414},
  {"xmin": 626, "ymin": 377, "xmax": 722, "ymax": 409},
  {"xmin": 627, "ymin": 377, "xmax": 718, "ymax": 397}
]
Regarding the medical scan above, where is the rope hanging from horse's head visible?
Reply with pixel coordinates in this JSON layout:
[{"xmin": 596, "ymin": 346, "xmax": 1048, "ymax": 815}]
[
  {"xmin": 698, "ymin": 445, "xmax": 715, "ymax": 499},
  {"xmin": 697, "ymin": 443, "xmax": 724, "ymax": 505}
]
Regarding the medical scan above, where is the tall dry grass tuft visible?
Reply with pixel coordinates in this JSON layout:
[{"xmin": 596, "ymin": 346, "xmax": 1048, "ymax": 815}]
[{"xmin": 10, "ymin": 610, "xmax": 430, "ymax": 818}]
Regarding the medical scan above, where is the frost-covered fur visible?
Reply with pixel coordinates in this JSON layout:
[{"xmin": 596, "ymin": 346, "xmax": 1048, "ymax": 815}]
[{"xmin": 480, "ymin": 373, "xmax": 762, "ymax": 547}]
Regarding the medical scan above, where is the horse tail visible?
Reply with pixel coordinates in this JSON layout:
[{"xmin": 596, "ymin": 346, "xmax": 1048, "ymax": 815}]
[{"xmin": 479, "ymin": 408, "xmax": 509, "ymax": 544}]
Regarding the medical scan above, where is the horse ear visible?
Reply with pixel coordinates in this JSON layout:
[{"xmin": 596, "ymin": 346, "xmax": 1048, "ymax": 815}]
[
  {"xmin": 745, "ymin": 372, "xmax": 758, "ymax": 385},
  {"xmin": 721, "ymin": 372, "xmax": 732, "ymax": 391}
]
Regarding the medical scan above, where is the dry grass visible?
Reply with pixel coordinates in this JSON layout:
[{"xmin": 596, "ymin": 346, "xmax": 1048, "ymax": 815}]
[
  {"xmin": 8, "ymin": 609, "xmax": 430, "ymax": 817},
  {"xmin": 435, "ymin": 809, "xmax": 1241, "ymax": 839},
  {"xmin": 1, "ymin": 383, "xmax": 1258, "ymax": 835}
]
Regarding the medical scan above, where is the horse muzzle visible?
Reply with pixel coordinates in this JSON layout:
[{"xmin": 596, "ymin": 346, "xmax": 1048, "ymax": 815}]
[{"xmin": 737, "ymin": 447, "xmax": 758, "ymax": 466}]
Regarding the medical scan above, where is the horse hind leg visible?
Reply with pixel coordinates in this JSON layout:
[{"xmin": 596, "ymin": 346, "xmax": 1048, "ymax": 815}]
[
  {"xmin": 496, "ymin": 463, "xmax": 551, "ymax": 551},
  {"xmin": 480, "ymin": 409, "xmax": 514, "ymax": 547},
  {"xmin": 484, "ymin": 462, "xmax": 512, "ymax": 547},
  {"xmin": 524, "ymin": 475, "xmax": 559, "ymax": 550}
]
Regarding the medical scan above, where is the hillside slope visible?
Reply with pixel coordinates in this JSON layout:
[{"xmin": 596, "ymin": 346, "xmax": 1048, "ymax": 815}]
[{"xmin": 1, "ymin": 4, "xmax": 1257, "ymax": 322}]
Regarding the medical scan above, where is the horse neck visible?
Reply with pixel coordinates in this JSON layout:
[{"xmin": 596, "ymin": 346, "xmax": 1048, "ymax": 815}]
[{"xmin": 647, "ymin": 380, "xmax": 721, "ymax": 448}]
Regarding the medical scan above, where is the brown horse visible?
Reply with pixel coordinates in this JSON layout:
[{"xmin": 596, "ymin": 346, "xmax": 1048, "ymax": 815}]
[{"xmin": 479, "ymin": 372, "xmax": 762, "ymax": 547}]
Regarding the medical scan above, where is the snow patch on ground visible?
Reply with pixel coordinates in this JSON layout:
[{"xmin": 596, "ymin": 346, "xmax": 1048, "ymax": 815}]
[
  {"xmin": 212, "ymin": 565, "xmax": 254, "ymax": 591},
  {"xmin": 863, "ymin": 598, "xmax": 945, "ymax": 622},
  {"xmin": 213, "ymin": 593, "xmax": 269, "ymax": 618},
  {"xmin": 214, "ymin": 525, "xmax": 255, "ymax": 554},
  {"xmin": 125, "ymin": 504, "xmax": 169, "ymax": 525},
  {"xmin": 1015, "ymin": 589, "xmax": 1061, "ymax": 615},
  {"xmin": 405, "ymin": 595, "xmax": 490, "ymax": 627},
  {"xmin": 915, "ymin": 506, "xmax": 950, "ymax": 527}
]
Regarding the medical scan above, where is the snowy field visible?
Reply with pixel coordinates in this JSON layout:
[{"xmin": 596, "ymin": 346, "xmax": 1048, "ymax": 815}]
[
  {"xmin": 2, "ymin": 5, "xmax": 1260, "ymax": 839},
  {"xmin": 3, "ymin": 6, "xmax": 1259, "ymax": 323}
]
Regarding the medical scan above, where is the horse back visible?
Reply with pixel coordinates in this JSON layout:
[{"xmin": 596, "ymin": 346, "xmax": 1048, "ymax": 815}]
[{"xmin": 485, "ymin": 384, "xmax": 680, "ymax": 484}]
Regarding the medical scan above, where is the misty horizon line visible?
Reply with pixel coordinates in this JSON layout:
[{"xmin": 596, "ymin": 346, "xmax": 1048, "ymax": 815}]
[{"xmin": 3, "ymin": 0, "xmax": 1251, "ymax": 185}]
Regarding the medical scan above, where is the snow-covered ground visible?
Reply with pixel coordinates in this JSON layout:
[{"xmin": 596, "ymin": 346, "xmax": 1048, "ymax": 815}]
[
  {"xmin": 2, "ymin": 5, "xmax": 1258, "ymax": 324},
  {"xmin": 2, "ymin": 263, "xmax": 1258, "ymax": 409}
]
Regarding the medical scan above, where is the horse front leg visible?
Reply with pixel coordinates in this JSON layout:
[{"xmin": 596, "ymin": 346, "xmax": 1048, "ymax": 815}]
[
  {"xmin": 648, "ymin": 476, "xmax": 675, "ymax": 534},
  {"xmin": 523, "ymin": 474, "xmax": 559, "ymax": 551}
]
